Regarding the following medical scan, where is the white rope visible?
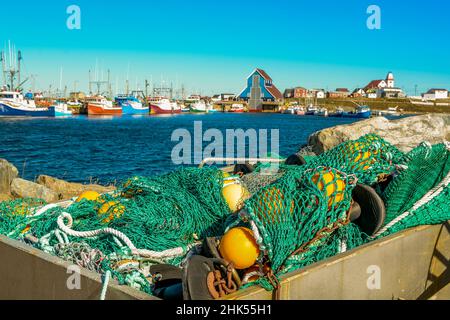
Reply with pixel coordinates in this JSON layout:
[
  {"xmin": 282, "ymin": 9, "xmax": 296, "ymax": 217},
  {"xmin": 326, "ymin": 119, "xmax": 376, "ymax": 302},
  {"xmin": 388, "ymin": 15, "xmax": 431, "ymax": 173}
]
[
  {"xmin": 57, "ymin": 212, "xmax": 196, "ymax": 259},
  {"xmin": 100, "ymin": 270, "xmax": 111, "ymax": 300},
  {"xmin": 242, "ymin": 271, "xmax": 263, "ymax": 285},
  {"xmin": 33, "ymin": 203, "xmax": 60, "ymax": 217},
  {"xmin": 339, "ymin": 239, "xmax": 347, "ymax": 253},
  {"xmin": 372, "ymin": 170, "xmax": 450, "ymax": 239}
]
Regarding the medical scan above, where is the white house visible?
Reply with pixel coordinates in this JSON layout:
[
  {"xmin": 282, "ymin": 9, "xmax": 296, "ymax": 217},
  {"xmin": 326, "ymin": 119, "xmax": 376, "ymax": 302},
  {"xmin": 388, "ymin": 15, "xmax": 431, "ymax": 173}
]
[
  {"xmin": 422, "ymin": 89, "xmax": 448, "ymax": 100},
  {"xmin": 308, "ymin": 89, "xmax": 326, "ymax": 99}
]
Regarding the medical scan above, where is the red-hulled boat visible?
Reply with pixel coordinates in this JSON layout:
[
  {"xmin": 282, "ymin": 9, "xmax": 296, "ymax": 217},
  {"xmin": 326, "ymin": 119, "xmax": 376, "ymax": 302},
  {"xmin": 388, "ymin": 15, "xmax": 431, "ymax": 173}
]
[
  {"xmin": 87, "ymin": 96, "xmax": 122, "ymax": 115},
  {"xmin": 148, "ymin": 97, "xmax": 181, "ymax": 114}
]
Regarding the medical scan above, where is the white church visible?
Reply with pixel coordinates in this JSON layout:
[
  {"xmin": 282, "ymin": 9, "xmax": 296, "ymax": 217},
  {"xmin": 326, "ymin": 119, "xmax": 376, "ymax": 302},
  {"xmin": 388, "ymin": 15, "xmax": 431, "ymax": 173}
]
[{"xmin": 363, "ymin": 72, "xmax": 406, "ymax": 99}]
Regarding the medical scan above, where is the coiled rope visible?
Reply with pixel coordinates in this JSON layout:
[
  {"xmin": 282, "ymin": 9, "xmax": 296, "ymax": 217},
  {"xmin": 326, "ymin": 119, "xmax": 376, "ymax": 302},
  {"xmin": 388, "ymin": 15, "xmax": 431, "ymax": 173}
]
[{"xmin": 57, "ymin": 212, "xmax": 197, "ymax": 260}]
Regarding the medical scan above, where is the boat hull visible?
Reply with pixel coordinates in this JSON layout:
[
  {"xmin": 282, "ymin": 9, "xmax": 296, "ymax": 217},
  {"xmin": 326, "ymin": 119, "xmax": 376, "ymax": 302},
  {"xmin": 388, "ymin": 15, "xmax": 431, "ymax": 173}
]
[
  {"xmin": 149, "ymin": 104, "xmax": 181, "ymax": 114},
  {"xmin": 121, "ymin": 104, "xmax": 149, "ymax": 115},
  {"xmin": 342, "ymin": 111, "xmax": 372, "ymax": 119},
  {"xmin": 55, "ymin": 110, "xmax": 72, "ymax": 117},
  {"xmin": 0, "ymin": 103, "xmax": 56, "ymax": 117},
  {"xmin": 88, "ymin": 104, "xmax": 122, "ymax": 115}
]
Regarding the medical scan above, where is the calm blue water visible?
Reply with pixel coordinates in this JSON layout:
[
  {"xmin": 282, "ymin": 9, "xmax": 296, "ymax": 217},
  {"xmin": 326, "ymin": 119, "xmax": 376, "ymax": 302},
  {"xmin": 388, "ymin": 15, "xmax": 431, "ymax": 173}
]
[{"xmin": 0, "ymin": 114, "xmax": 360, "ymax": 184}]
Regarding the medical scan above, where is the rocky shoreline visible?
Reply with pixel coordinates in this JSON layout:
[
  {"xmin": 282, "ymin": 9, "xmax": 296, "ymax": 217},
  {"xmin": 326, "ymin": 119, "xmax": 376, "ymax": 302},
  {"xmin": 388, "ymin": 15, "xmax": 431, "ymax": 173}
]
[
  {"xmin": 0, "ymin": 160, "xmax": 115, "ymax": 203},
  {"xmin": 1, "ymin": 113, "xmax": 448, "ymax": 204}
]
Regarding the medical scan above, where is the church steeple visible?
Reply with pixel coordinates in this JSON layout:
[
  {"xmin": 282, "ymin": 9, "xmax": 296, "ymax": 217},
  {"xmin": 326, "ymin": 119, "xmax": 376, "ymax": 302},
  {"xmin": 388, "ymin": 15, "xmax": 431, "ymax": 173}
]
[{"xmin": 386, "ymin": 71, "xmax": 395, "ymax": 88}]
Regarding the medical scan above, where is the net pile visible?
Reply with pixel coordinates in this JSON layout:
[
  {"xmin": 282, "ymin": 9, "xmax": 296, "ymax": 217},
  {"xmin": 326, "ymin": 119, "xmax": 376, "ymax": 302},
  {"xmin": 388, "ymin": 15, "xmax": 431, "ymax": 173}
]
[
  {"xmin": 0, "ymin": 134, "xmax": 449, "ymax": 297},
  {"xmin": 242, "ymin": 135, "xmax": 449, "ymax": 289}
]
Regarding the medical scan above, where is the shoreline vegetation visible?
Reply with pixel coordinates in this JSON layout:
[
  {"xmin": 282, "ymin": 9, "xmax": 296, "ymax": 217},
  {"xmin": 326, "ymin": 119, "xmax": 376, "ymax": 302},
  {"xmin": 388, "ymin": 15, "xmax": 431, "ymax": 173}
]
[{"xmin": 0, "ymin": 113, "xmax": 448, "ymax": 204}]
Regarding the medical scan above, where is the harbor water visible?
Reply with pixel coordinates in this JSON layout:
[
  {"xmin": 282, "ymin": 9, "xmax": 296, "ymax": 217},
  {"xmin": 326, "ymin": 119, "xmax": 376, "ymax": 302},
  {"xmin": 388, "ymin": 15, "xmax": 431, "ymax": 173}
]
[{"xmin": 0, "ymin": 113, "xmax": 361, "ymax": 184}]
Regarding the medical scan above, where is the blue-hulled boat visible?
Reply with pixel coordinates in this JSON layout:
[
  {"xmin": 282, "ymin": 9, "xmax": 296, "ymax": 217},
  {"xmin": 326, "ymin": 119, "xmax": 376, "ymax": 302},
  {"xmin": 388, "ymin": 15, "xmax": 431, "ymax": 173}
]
[
  {"xmin": 0, "ymin": 91, "xmax": 56, "ymax": 117},
  {"xmin": 342, "ymin": 105, "xmax": 372, "ymax": 119},
  {"xmin": 115, "ymin": 95, "xmax": 149, "ymax": 115}
]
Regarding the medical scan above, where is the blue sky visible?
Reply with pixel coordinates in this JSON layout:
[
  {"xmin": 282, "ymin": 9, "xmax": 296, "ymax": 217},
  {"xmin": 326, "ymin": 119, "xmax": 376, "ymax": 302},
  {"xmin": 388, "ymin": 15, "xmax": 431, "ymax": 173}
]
[{"xmin": 1, "ymin": 0, "xmax": 449, "ymax": 96}]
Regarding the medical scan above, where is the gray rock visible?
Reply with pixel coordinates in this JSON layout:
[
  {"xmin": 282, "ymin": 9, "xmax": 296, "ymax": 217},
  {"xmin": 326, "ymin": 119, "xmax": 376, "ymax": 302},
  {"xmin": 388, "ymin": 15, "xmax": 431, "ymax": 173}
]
[
  {"xmin": 36, "ymin": 175, "xmax": 115, "ymax": 200},
  {"xmin": 307, "ymin": 114, "xmax": 450, "ymax": 154},
  {"xmin": 10, "ymin": 178, "xmax": 59, "ymax": 203},
  {"xmin": 0, "ymin": 159, "xmax": 19, "ymax": 195}
]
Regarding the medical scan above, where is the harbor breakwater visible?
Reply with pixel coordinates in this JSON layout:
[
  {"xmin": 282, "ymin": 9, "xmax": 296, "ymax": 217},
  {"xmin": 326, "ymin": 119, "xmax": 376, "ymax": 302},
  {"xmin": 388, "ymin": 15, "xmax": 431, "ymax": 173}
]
[{"xmin": 0, "ymin": 113, "xmax": 448, "ymax": 204}]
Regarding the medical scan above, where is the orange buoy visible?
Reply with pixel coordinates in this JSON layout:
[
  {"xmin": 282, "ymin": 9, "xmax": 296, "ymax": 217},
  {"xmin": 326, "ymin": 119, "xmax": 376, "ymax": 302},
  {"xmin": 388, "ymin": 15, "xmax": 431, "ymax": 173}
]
[{"xmin": 219, "ymin": 227, "xmax": 260, "ymax": 270}]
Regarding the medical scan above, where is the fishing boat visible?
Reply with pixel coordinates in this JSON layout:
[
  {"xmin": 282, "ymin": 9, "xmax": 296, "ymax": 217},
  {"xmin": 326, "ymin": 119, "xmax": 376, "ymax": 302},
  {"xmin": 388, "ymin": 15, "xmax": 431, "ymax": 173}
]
[
  {"xmin": 148, "ymin": 97, "xmax": 181, "ymax": 114},
  {"xmin": 228, "ymin": 103, "xmax": 245, "ymax": 113},
  {"xmin": 185, "ymin": 95, "xmax": 201, "ymax": 104},
  {"xmin": 87, "ymin": 96, "xmax": 122, "ymax": 116},
  {"xmin": 179, "ymin": 103, "xmax": 190, "ymax": 113},
  {"xmin": 317, "ymin": 108, "xmax": 329, "ymax": 117},
  {"xmin": 380, "ymin": 106, "xmax": 400, "ymax": 116},
  {"xmin": 190, "ymin": 100, "xmax": 209, "ymax": 113},
  {"xmin": 115, "ymin": 95, "xmax": 149, "ymax": 115},
  {"xmin": 0, "ymin": 91, "xmax": 56, "ymax": 117},
  {"xmin": 342, "ymin": 105, "xmax": 372, "ymax": 119},
  {"xmin": 53, "ymin": 101, "xmax": 73, "ymax": 117},
  {"xmin": 305, "ymin": 104, "xmax": 319, "ymax": 116},
  {"xmin": 282, "ymin": 107, "xmax": 296, "ymax": 114},
  {"xmin": 329, "ymin": 107, "xmax": 345, "ymax": 117},
  {"xmin": 295, "ymin": 106, "xmax": 306, "ymax": 115}
]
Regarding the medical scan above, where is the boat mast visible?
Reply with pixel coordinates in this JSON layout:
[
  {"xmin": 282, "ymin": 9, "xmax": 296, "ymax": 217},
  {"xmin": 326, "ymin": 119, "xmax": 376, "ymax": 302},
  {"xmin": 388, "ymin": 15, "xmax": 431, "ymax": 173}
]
[{"xmin": 0, "ymin": 50, "xmax": 6, "ymax": 87}]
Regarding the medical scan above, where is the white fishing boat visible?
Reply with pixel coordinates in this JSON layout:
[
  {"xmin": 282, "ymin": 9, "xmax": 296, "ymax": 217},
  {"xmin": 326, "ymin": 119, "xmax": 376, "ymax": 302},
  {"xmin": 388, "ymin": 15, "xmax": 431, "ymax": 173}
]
[
  {"xmin": 185, "ymin": 95, "xmax": 201, "ymax": 104},
  {"xmin": 148, "ymin": 97, "xmax": 181, "ymax": 114},
  {"xmin": 229, "ymin": 103, "xmax": 245, "ymax": 113},
  {"xmin": 0, "ymin": 91, "xmax": 56, "ymax": 117},
  {"xmin": 54, "ymin": 101, "xmax": 73, "ymax": 116},
  {"xmin": 305, "ymin": 104, "xmax": 319, "ymax": 115},
  {"xmin": 282, "ymin": 107, "xmax": 296, "ymax": 114},
  {"xmin": 381, "ymin": 106, "xmax": 400, "ymax": 116},
  {"xmin": 190, "ymin": 100, "xmax": 209, "ymax": 113},
  {"xmin": 295, "ymin": 106, "xmax": 306, "ymax": 115},
  {"xmin": 317, "ymin": 107, "xmax": 329, "ymax": 117}
]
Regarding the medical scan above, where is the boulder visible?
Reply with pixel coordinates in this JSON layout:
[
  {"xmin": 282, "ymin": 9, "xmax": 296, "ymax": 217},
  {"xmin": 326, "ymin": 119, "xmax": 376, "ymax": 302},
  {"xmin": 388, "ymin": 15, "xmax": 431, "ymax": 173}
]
[
  {"xmin": 10, "ymin": 178, "xmax": 59, "ymax": 203},
  {"xmin": 0, "ymin": 159, "xmax": 19, "ymax": 195},
  {"xmin": 0, "ymin": 193, "xmax": 12, "ymax": 202},
  {"xmin": 36, "ymin": 175, "xmax": 115, "ymax": 200},
  {"xmin": 308, "ymin": 114, "xmax": 450, "ymax": 154}
]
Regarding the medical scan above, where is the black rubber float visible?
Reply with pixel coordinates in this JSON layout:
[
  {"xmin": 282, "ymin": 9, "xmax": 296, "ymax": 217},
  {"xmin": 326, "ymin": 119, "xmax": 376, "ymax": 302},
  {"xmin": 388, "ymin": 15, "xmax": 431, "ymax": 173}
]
[
  {"xmin": 150, "ymin": 264, "xmax": 183, "ymax": 300},
  {"xmin": 351, "ymin": 184, "xmax": 386, "ymax": 236},
  {"xmin": 233, "ymin": 163, "xmax": 255, "ymax": 175},
  {"xmin": 285, "ymin": 154, "xmax": 307, "ymax": 166}
]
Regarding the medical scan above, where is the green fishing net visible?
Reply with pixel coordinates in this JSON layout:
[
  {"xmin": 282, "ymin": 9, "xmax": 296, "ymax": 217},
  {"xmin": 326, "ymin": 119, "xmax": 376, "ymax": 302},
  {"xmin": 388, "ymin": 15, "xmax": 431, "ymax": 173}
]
[{"xmin": 0, "ymin": 134, "xmax": 449, "ymax": 297}]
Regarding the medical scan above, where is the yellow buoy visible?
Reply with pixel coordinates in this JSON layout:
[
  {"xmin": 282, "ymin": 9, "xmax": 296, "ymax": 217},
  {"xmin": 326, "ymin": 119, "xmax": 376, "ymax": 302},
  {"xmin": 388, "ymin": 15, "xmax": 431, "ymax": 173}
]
[
  {"xmin": 311, "ymin": 170, "xmax": 346, "ymax": 208},
  {"xmin": 98, "ymin": 201, "xmax": 125, "ymax": 223},
  {"xmin": 222, "ymin": 183, "xmax": 250, "ymax": 213},
  {"xmin": 222, "ymin": 172, "xmax": 231, "ymax": 178},
  {"xmin": 219, "ymin": 227, "xmax": 260, "ymax": 270},
  {"xmin": 76, "ymin": 191, "xmax": 101, "ymax": 203}
]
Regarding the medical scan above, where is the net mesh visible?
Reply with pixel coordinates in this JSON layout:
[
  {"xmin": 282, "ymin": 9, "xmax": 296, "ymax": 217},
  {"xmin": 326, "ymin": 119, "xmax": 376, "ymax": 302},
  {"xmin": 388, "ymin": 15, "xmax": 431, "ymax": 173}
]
[{"xmin": 0, "ymin": 134, "xmax": 449, "ymax": 296}]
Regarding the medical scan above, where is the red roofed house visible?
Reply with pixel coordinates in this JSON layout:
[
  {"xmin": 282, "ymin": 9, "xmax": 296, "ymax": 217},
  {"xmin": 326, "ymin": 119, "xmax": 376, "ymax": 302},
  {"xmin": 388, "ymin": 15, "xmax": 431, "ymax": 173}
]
[{"xmin": 327, "ymin": 88, "xmax": 350, "ymax": 98}]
